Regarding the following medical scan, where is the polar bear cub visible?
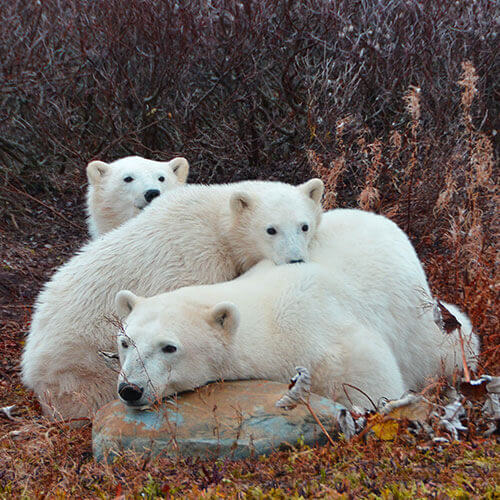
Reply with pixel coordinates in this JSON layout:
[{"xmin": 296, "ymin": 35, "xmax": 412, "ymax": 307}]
[
  {"xmin": 115, "ymin": 261, "xmax": 478, "ymax": 411},
  {"xmin": 86, "ymin": 155, "xmax": 189, "ymax": 238},
  {"xmin": 115, "ymin": 261, "xmax": 407, "ymax": 410},
  {"xmin": 21, "ymin": 179, "xmax": 324, "ymax": 421}
]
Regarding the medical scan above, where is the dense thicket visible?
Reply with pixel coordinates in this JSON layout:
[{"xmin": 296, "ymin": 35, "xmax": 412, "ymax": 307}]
[{"xmin": 0, "ymin": 0, "xmax": 497, "ymax": 189}]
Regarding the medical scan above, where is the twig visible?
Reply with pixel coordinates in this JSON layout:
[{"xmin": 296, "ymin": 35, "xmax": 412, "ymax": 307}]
[
  {"xmin": 458, "ymin": 327, "xmax": 471, "ymax": 382},
  {"xmin": 342, "ymin": 383, "xmax": 377, "ymax": 411},
  {"xmin": 420, "ymin": 380, "xmax": 445, "ymax": 396},
  {"xmin": 303, "ymin": 400, "xmax": 336, "ymax": 447},
  {"xmin": 355, "ymin": 415, "xmax": 386, "ymax": 441},
  {"xmin": 9, "ymin": 213, "xmax": 19, "ymax": 230}
]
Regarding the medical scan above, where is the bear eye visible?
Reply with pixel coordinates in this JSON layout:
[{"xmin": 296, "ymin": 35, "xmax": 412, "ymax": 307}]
[
  {"xmin": 158, "ymin": 176, "xmax": 165, "ymax": 182},
  {"xmin": 301, "ymin": 224, "xmax": 309, "ymax": 232},
  {"xmin": 124, "ymin": 176, "xmax": 134, "ymax": 183},
  {"xmin": 121, "ymin": 340, "xmax": 129, "ymax": 349},
  {"xmin": 266, "ymin": 227, "xmax": 277, "ymax": 235},
  {"xmin": 162, "ymin": 344, "xmax": 177, "ymax": 354}
]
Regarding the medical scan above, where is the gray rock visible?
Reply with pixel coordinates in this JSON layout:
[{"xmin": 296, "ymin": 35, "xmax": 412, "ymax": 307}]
[{"xmin": 92, "ymin": 380, "xmax": 346, "ymax": 462}]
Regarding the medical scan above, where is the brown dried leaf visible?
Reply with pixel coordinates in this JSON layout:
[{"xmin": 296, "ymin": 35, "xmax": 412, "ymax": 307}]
[
  {"xmin": 460, "ymin": 375, "xmax": 500, "ymax": 400},
  {"xmin": 338, "ymin": 409, "xmax": 356, "ymax": 440},
  {"xmin": 435, "ymin": 300, "xmax": 461, "ymax": 334},
  {"xmin": 460, "ymin": 377, "xmax": 489, "ymax": 400},
  {"xmin": 434, "ymin": 400, "xmax": 467, "ymax": 441},
  {"xmin": 276, "ymin": 366, "xmax": 311, "ymax": 410},
  {"xmin": 0, "ymin": 405, "xmax": 18, "ymax": 421},
  {"xmin": 486, "ymin": 376, "xmax": 500, "ymax": 394},
  {"xmin": 482, "ymin": 394, "xmax": 500, "ymax": 437},
  {"xmin": 380, "ymin": 393, "xmax": 433, "ymax": 423}
]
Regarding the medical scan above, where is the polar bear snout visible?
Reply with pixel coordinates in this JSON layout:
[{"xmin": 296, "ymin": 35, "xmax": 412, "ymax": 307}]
[
  {"xmin": 118, "ymin": 382, "xmax": 144, "ymax": 404},
  {"xmin": 144, "ymin": 189, "xmax": 161, "ymax": 203},
  {"xmin": 268, "ymin": 227, "xmax": 312, "ymax": 266}
]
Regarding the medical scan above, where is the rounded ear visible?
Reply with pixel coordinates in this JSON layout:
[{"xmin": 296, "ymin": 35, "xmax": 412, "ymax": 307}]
[
  {"xmin": 298, "ymin": 178, "xmax": 324, "ymax": 205},
  {"xmin": 115, "ymin": 290, "xmax": 140, "ymax": 317},
  {"xmin": 168, "ymin": 157, "xmax": 189, "ymax": 184},
  {"xmin": 87, "ymin": 161, "xmax": 110, "ymax": 185},
  {"xmin": 230, "ymin": 192, "xmax": 254, "ymax": 215},
  {"xmin": 208, "ymin": 302, "xmax": 240, "ymax": 336}
]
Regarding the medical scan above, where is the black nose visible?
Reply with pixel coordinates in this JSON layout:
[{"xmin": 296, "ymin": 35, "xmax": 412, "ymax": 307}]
[
  {"xmin": 288, "ymin": 259, "xmax": 305, "ymax": 264},
  {"xmin": 144, "ymin": 189, "xmax": 160, "ymax": 203},
  {"xmin": 118, "ymin": 382, "xmax": 144, "ymax": 402}
]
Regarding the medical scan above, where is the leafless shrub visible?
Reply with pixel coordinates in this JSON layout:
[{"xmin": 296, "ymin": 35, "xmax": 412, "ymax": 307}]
[{"xmin": 0, "ymin": 0, "xmax": 496, "ymax": 206}]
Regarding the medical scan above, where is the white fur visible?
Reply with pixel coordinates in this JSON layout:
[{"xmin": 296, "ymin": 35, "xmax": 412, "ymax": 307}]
[
  {"xmin": 21, "ymin": 179, "xmax": 324, "ymax": 421},
  {"xmin": 86, "ymin": 156, "xmax": 189, "ymax": 238},
  {"xmin": 116, "ymin": 259, "xmax": 470, "ymax": 411},
  {"xmin": 310, "ymin": 209, "xmax": 479, "ymax": 387}
]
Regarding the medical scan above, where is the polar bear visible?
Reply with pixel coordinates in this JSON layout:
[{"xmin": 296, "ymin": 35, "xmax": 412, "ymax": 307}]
[
  {"xmin": 114, "ymin": 260, "xmax": 476, "ymax": 411},
  {"xmin": 86, "ymin": 155, "xmax": 189, "ymax": 238},
  {"xmin": 310, "ymin": 209, "xmax": 479, "ymax": 387},
  {"xmin": 21, "ymin": 179, "xmax": 324, "ymax": 422}
]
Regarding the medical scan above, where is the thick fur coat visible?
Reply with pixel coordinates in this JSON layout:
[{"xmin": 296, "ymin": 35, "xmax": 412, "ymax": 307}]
[
  {"xmin": 116, "ymin": 259, "xmax": 477, "ymax": 411},
  {"xmin": 21, "ymin": 179, "xmax": 324, "ymax": 420}
]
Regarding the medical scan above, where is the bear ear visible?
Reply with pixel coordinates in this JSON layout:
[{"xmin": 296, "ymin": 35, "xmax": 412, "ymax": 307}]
[
  {"xmin": 87, "ymin": 161, "xmax": 110, "ymax": 185},
  {"xmin": 115, "ymin": 290, "xmax": 140, "ymax": 317},
  {"xmin": 230, "ymin": 192, "xmax": 255, "ymax": 215},
  {"xmin": 298, "ymin": 178, "xmax": 324, "ymax": 205},
  {"xmin": 168, "ymin": 157, "xmax": 189, "ymax": 184},
  {"xmin": 208, "ymin": 302, "xmax": 240, "ymax": 336}
]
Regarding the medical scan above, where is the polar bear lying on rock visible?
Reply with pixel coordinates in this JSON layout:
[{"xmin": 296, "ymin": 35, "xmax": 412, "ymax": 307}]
[
  {"xmin": 21, "ymin": 179, "xmax": 324, "ymax": 421},
  {"xmin": 115, "ymin": 260, "xmax": 478, "ymax": 410},
  {"xmin": 86, "ymin": 155, "xmax": 189, "ymax": 238}
]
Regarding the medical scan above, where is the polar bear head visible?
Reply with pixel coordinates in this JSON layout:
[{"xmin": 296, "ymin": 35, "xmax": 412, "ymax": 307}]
[
  {"xmin": 86, "ymin": 155, "xmax": 189, "ymax": 236},
  {"xmin": 114, "ymin": 290, "xmax": 236, "ymax": 408},
  {"xmin": 227, "ymin": 178, "xmax": 324, "ymax": 268}
]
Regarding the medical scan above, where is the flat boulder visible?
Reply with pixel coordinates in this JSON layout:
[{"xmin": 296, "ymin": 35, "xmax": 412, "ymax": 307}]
[{"xmin": 92, "ymin": 380, "xmax": 346, "ymax": 462}]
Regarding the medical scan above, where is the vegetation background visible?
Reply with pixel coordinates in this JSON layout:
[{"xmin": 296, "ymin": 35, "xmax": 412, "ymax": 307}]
[{"xmin": 0, "ymin": 0, "xmax": 498, "ymax": 497}]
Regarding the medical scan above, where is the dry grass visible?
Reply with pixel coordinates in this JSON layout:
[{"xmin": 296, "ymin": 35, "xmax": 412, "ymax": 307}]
[{"xmin": 1, "ymin": 421, "xmax": 498, "ymax": 498}]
